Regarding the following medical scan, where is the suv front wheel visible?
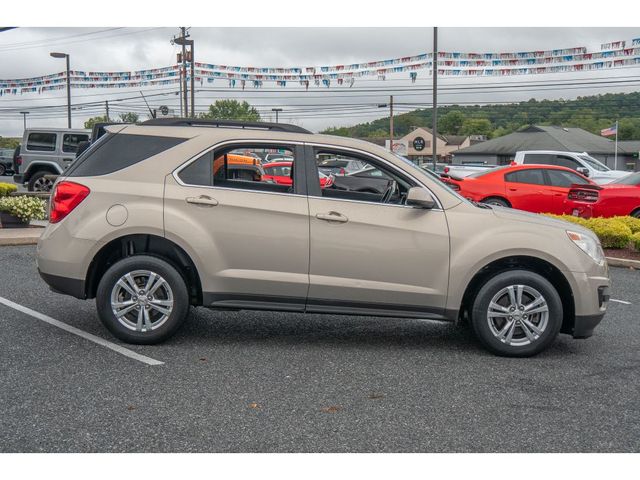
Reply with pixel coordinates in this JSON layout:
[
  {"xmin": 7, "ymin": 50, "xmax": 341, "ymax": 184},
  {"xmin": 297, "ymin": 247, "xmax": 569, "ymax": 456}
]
[
  {"xmin": 471, "ymin": 270, "xmax": 563, "ymax": 357},
  {"xmin": 96, "ymin": 255, "xmax": 190, "ymax": 344}
]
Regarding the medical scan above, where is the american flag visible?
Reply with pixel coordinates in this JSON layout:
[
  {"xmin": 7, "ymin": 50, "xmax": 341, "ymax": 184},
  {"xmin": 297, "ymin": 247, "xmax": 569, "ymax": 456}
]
[{"xmin": 600, "ymin": 124, "xmax": 617, "ymax": 137}]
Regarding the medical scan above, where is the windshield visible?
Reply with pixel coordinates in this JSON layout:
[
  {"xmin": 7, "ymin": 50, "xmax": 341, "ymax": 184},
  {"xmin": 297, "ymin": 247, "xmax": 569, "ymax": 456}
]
[
  {"xmin": 611, "ymin": 171, "xmax": 640, "ymax": 185},
  {"xmin": 577, "ymin": 154, "xmax": 610, "ymax": 172}
]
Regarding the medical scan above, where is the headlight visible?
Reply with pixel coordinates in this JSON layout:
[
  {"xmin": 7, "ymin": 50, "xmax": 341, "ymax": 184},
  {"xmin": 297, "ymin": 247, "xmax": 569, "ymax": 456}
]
[{"xmin": 567, "ymin": 230, "xmax": 605, "ymax": 264}]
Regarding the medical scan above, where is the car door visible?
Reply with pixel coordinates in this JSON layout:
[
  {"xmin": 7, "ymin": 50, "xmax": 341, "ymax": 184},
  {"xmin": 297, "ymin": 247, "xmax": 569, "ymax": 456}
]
[
  {"xmin": 545, "ymin": 168, "xmax": 593, "ymax": 214},
  {"xmin": 503, "ymin": 168, "xmax": 553, "ymax": 213},
  {"xmin": 304, "ymin": 145, "xmax": 450, "ymax": 317},
  {"xmin": 164, "ymin": 142, "xmax": 310, "ymax": 311}
]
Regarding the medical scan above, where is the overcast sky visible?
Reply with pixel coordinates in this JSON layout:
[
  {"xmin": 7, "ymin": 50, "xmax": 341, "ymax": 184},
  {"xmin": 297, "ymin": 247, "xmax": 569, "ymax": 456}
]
[{"xmin": 1, "ymin": 27, "xmax": 639, "ymax": 136}]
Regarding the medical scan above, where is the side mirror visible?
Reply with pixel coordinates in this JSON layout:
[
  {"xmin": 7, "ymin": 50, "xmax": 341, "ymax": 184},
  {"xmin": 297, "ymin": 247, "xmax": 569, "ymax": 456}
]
[
  {"xmin": 406, "ymin": 187, "xmax": 436, "ymax": 209},
  {"xmin": 576, "ymin": 166, "xmax": 590, "ymax": 177}
]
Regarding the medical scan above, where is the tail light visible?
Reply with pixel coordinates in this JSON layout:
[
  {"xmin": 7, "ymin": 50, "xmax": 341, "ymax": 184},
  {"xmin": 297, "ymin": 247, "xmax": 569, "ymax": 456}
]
[
  {"xmin": 444, "ymin": 167, "xmax": 450, "ymax": 174},
  {"xmin": 568, "ymin": 188, "xmax": 599, "ymax": 203},
  {"xmin": 16, "ymin": 156, "xmax": 22, "ymax": 166},
  {"xmin": 339, "ymin": 168, "xmax": 346, "ymax": 175},
  {"xmin": 50, "ymin": 181, "xmax": 90, "ymax": 224}
]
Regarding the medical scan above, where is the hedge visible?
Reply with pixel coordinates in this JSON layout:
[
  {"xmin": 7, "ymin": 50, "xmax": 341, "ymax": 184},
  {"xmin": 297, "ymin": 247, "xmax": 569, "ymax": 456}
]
[
  {"xmin": 632, "ymin": 232, "xmax": 640, "ymax": 252},
  {"xmin": 544, "ymin": 214, "xmax": 635, "ymax": 250},
  {"xmin": 0, "ymin": 182, "xmax": 17, "ymax": 197}
]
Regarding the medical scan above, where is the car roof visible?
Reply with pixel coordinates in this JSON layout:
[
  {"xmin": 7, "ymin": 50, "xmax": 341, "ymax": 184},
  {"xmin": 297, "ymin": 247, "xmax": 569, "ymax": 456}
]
[{"xmin": 263, "ymin": 161, "xmax": 292, "ymax": 167}]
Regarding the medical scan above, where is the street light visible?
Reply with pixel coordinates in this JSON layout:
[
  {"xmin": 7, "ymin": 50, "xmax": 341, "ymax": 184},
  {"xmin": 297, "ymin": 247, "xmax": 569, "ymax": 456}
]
[
  {"xmin": 50, "ymin": 52, "xmax": 71, "ymax": 128},
  {"xmin": 271, "ymin": 108, "xmax": 283, "ymax": 123},
  {"xmin": 19, "ymin": 111, "xmax": 29, "ymax": 131}
]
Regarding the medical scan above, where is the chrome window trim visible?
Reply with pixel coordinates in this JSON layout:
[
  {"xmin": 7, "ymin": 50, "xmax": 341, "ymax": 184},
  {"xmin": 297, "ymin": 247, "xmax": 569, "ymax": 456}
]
[
  {"xmin": 306, "ymin": 142, "xmax": 444, "ymax": 211},
  {"xmin": 172, "ymin": 138, "xmax": 444, "ymax": 210}
]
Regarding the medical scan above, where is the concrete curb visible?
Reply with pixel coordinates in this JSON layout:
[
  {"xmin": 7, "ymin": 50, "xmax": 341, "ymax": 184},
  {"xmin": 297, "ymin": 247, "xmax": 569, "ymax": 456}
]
[
  {"xmin": 0, "ymin": 236, "xmax": 40, "ymax": 246},
  {"xmin": 606, "ymin": 257, "xmax": 640, "ymax": 269}
]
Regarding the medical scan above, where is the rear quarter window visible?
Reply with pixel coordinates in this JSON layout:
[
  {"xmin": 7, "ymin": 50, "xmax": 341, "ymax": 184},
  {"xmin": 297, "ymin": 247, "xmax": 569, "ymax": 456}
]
[{"xmin": 66, "ymin": 133, "xmax": 186, "ymax": 177}]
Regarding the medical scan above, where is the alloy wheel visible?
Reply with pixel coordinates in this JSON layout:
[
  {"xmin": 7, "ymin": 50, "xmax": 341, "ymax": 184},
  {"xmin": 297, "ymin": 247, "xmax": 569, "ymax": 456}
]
[
  {"xmin": 486, "ymin": 284, "xmax": 549, "ymax": 347},
  {"xmin": 110, "ymin": 270, "xmax": 174, "ymax": 332}
]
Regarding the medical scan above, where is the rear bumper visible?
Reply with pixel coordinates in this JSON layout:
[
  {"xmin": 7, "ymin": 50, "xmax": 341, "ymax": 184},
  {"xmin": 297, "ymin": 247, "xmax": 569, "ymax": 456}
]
[
  {"xmin": 13, "ymin": 174, "xmax": 24, "ymax": 184},
  {"xmin": 38, "ymin": 269, "xmax": 86, "ymax": 299}
]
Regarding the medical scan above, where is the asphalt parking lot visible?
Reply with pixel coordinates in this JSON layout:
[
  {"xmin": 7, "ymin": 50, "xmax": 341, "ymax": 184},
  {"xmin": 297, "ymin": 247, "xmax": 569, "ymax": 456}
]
[{"xmin": 0, "ymin": 244, "xmax": 639, "ymax": 453}]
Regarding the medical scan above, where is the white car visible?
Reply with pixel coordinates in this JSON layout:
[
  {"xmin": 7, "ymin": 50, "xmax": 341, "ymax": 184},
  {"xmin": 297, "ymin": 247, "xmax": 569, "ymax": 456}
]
[{"xmin": 513, "ymin": 150, "xmax": 629, "ymax": 184}]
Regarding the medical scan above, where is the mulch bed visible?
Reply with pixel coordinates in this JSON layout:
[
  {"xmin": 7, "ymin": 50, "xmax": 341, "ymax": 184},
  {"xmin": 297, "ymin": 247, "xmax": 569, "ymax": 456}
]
[{"xmin": 604, "ymin": 248, "xmax": 640, "ymax": 262}]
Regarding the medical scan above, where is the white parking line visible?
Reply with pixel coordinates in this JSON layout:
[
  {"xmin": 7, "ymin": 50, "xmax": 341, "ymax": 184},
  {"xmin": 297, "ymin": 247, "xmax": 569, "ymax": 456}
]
[
  {"xmin": 0, "ymin": 296, "xmax": 164, "ymax": 366},
  {"xmin": 610, "ymin": 298, "xmax": 632, "ymax": 305}
]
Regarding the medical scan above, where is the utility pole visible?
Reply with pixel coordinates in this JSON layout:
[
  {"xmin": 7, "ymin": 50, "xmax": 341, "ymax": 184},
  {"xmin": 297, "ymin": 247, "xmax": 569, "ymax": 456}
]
[
  {"xmin": 105, "ymin": 100, "xmax": 110, "ymax": 121},
  {"xmin": 172, "ymin": 28, "xmax": 193, "ymax": 117},
  {"xmin": 389, "ymin": 95, "xmax": 394, "ymax": 152},
  {"xmin": 432, "ymin": 27, "xmax": 438, "ymax": 170},
  {"xmin": 272, "ymin": 108, "xmax": 283, "ymax": 123},
  {"xmin": 19, "ymin": 111, "xmax": 29, "ymax": 131}
]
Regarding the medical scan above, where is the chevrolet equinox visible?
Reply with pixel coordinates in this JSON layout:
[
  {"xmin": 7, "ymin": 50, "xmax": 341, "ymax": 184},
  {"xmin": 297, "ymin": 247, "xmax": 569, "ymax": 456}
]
[{"xmin": 36, "ymin": 118, "xmax": 611, "ymax": 356}]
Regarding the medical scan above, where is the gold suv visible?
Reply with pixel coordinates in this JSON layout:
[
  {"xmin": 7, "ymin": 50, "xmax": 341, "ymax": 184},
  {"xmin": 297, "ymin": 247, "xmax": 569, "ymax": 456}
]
[{"xmin": 36, "ymin": 119, "xmax": 610, "ymax": 356}]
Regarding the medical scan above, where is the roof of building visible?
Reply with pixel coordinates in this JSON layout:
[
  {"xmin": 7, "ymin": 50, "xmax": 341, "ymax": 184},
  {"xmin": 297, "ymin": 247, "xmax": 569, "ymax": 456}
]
[
  {"xmin": 442, "ymin": 135, "xmax": 468, "ymax": 146},
  {"xmin": 454, "ymin": 125, "xmax": 627, "ymax": 156},
  {"xmin": 618, "ymin": 140, "xmax": 640, "ymax": 153}
]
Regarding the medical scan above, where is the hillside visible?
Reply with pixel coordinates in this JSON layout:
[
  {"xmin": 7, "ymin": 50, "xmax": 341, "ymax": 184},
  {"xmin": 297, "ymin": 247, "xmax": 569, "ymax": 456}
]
[{"xmin": 321, "ymin": 92, "xmax": 640, "ymax": 141}]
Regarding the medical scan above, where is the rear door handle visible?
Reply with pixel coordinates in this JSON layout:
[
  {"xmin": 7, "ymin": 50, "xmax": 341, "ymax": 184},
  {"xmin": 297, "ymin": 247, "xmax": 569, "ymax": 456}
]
[
  {"xmin": 186, "ymin": 195, "xmax": 218, "ymax": 207},
  {"xmin": 316, "ymin": 211, "xmax": 348, "ymax": 223}
]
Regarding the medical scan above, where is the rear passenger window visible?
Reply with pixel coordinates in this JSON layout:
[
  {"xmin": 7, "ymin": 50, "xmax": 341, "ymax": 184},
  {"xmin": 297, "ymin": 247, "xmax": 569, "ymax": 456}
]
[
  {"xmin": 27, "ymin": 132, "xmax": 56, "ymax": 152},
  {"xmin": 62, "ymin": 133, "xmax": 90, "ymax": 153},
  {"xmin": 177, "ymin": 145, "xmax": 298, "ymax": 195},
  {"xmin": 505, "ymin": 169, "xmax": 546, "ymax": 185},
  {"xmin": 67, "ymin": 133, "xmax": 186, "ymax": 177},
  {"xmin": 522, "ymin": 154, "xmax": 554, "ymax": 165}
]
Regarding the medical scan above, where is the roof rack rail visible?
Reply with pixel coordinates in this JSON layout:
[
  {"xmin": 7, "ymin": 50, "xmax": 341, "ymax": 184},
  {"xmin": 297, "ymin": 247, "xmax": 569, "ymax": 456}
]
[{"xmin": 141, "ymin": 117, "xmax": 312, "ymax": 134}]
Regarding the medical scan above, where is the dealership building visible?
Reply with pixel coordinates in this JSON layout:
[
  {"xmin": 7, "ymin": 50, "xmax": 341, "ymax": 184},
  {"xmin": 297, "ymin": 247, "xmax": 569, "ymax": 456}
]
[{"xmin": 452, "ymin": 125, "xmax": 639, "ymax": 171}]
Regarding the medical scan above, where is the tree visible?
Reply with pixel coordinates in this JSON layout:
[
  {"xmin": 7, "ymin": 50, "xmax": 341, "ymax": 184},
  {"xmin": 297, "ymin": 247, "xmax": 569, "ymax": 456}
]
[
  {"xmin": 84, "ymin": 112, "xmax": 139, "ymax": 129},
  {"xmin": 119, "ymin": 112, "xmax": 139, "ymax": 123},
  {"xmin": 199, "ymin": 100, "xmax": 260, "ymax": 121},
  {"xmin": 84, "ymin": 115, "xmax": 109, "ymax": 129},
  {"xmin": 439, "ymin": 110, "xmax": 465, "ymax": 135},
  {"xmin": 460, "ymin": 118, "xmax": 493, "ymax": 137}
]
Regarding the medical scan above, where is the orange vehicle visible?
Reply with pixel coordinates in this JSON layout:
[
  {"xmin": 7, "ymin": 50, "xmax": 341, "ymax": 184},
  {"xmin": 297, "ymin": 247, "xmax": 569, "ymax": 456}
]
[{"xmin": 213, "ymin": 153, "xmax": 264, "ymax": 182}]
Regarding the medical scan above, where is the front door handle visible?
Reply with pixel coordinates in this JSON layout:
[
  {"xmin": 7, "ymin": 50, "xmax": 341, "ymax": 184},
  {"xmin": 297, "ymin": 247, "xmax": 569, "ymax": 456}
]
[
  {"xmin": 316, "ymin": 211, "xmax": 348, "ymax": 223},
  {"xmin": 186, "ymin": 195, "xmax": 219, "ymax": 207}
]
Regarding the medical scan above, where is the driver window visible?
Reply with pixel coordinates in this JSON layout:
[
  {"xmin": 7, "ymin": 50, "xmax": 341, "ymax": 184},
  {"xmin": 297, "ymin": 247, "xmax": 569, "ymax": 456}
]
[{"xmin": 315, "ymin": 149, "xmax": 414, "ymax": 205}]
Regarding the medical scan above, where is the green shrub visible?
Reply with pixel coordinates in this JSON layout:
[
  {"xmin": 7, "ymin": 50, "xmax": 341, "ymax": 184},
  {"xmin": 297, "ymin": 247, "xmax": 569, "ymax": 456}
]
[
  {"xmin": 544, "ymin": 214, "xmax": 590, "ymax": 227},
  {"xmin": 632, "ymin": 232, "xmax": 640, "ymax": 252},
  {"xmin": 0, "ymin": 182, "xmax": 17, "ymax": 197},
  {"xmin": 0, "ymin": 195, "xmax": 46, "ymax": 222},
  {"xmin": 610, "ymin": 215, "xmax": 640, "ymax": 234},
  {"xmin": 585, "ymin": 217, "xmax": 632, "ymax": 249}
]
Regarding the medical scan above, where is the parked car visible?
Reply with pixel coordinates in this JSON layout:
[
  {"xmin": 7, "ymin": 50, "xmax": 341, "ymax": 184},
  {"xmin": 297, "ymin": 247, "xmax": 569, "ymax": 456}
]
[
  {"xmin": 14, "ymin": 128, "xmax": 90, "ymax": 191},
  {"xmin": 566, "ymin": 171, "xmax": 640, "ymax": 218},
  {"xmin": 263, "ymin": 161, "xmax": 333, "ymax": 188},
  {"xmin": 0, "ymin": 148, "xmax": 15, "ymax": 176},
  {"xmin": 420, "ymin": 162, "xmax": 449, "ymax": 175},
  {"xmin": 513, "ymin": 150, "xmax": 629, "ymax": 184},
  {"xmin": 37, "ymin": 118, "xmax": 610, "ymax": 357},
  {"xmin": 442, "ymin": 163, "xmax": 495, "ymax": 178},
  {"xmin": 317, "ymin": 157, "xmax": 367, "ymax": 176},
  {"xmin": 447, "ymin": 164, "xmax": 596, "ymax": 214}
]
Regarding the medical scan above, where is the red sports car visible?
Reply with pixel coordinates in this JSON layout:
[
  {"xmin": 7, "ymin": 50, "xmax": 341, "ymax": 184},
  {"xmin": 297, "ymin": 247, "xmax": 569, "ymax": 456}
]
[
  {"xmin": 566, "ymin": 171, "xmax": 640, "ymax": 218},
  {"xmin": 445, "ymin": 164, "xmax": 596, "ymax": 214},
  {"xmin": 262, "ymin": 161, "xmax": 334, "ymax": 188}
]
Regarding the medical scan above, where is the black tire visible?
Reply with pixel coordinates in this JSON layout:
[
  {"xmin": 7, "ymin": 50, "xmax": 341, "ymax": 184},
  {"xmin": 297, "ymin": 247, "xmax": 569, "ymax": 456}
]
[
  {"xmin": 470, "ymin": 270, "xmax": 563, "ymax": 357},
  {"xmin": 96, "ymin": 255, "xmax": 190, "ymax": 344},
  {"xmin": 0, "ymin": 164, "xmax": 5, "ymax": 176},
  {"xmin": 27, "ymin": 171, "xmax": 55, "ymax": 192},
  {"xmin": 481, "ymin": 197, "xmax": 510, "ymax": 208},
  {"xmin": 631, "ymin": 209, "xmax": 640, "ymax": 219}
]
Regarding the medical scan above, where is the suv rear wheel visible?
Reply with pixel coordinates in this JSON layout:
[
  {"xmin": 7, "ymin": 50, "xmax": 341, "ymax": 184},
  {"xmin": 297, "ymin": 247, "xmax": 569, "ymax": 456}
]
[
  {"xmin": 470, "ymin": 270, "xmax": 563, "ymax": 357},
  {"xmin": 96, "ymin": 255, "xmax": 190, "ymax": 344},
  {"xmin": 28, "ymin": 171, "xmax": 55, "ymax": 192}
]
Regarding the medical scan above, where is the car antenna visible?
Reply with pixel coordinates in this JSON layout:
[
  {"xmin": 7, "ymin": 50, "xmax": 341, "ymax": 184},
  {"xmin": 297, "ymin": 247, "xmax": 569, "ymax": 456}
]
[{"xmin": 139, "ymin": 90, "xmax": 156, "ymax": 119}]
